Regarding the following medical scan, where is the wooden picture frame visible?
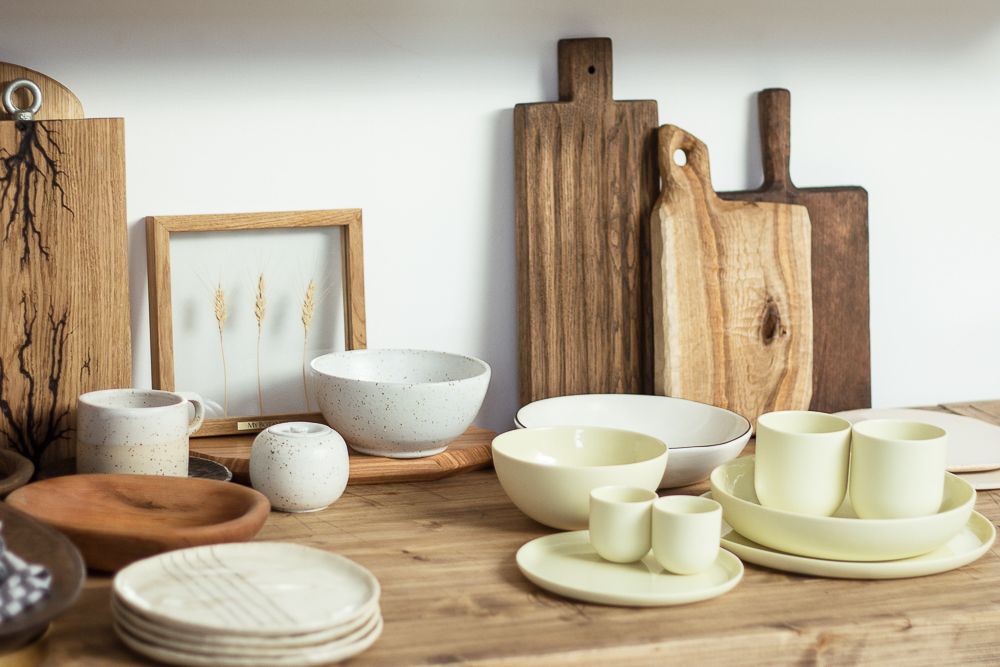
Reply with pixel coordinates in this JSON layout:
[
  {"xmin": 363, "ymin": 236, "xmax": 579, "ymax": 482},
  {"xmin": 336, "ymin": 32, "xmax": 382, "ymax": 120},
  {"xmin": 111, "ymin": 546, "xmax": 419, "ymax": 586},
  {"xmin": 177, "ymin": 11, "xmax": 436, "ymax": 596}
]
[{"xmin": 146, "ymin": 210, "xmax": 366, "ymax": 437}]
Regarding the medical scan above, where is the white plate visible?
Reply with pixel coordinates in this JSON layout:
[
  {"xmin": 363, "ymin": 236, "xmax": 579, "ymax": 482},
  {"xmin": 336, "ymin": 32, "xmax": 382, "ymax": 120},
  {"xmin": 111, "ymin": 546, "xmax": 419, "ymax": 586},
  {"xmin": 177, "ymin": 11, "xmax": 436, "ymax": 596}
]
[
  {"xmin": 717, "ymin": 506, "xmax": 995, "ymax": 579},
  {"xmin": 113, "ymin": 602, "xmax": 380, "ymax": 658},
  {"xmin": 515, "ymin": 530, "xmax": 743, "ymax": 606},
  {"xmin": 114, "ymin": 543, "xmax": 380, "ymax": 636},
  {"xmin": 114, "ymin": 614, "xmax": 383, "ymax": 667},
  {"xmin": 710, "ymin": 456, "xmax": 976, "ymax": 561},
  {"xmin": 836, "ymin": 408, "xmax": 1000, "ymax": 473},
  {"xmin": 112, "ymin": 596, "xmax": 380, "ymax": 650},
  {"xmin": 959, "ymin": 468, "xmax": 1000, "ymax": 491},
  {"xmin": 515, "ymin": 394, "xmax": 752, "ymax": 488}
]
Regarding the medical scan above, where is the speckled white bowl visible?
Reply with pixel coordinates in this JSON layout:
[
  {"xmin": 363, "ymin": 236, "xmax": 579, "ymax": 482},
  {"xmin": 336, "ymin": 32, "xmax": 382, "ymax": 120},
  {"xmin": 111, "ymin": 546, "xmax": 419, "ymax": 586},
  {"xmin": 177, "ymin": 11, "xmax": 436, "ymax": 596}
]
[
  {"xmin": 249, "ymin": 422, "xmax": 349, "ymax": 513},
  {"xmin": 310, "ymin": 349, "xmax": 491, "ymax": 458}
]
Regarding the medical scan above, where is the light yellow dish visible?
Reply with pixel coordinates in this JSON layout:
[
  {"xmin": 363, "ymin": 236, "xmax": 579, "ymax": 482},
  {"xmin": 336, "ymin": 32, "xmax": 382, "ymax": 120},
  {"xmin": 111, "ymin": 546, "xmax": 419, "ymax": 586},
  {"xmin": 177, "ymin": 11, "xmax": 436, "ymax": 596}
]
[
  {"xmin": 710, "ymin": 456, "xmax": 975, "ymax": 561},
  {"xmin": 492, "ymin": 427, "xmax": 668, "ymax": 530}
]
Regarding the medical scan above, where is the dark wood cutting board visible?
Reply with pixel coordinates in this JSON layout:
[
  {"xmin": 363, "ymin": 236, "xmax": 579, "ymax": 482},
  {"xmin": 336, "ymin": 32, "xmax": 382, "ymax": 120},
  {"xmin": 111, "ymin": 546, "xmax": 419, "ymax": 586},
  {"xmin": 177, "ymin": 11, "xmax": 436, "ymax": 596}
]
[
  {"xmin": 0, "ymin": 64, "xmax": 130, "ymax": 468},
  {"xmin": 720, "ymin": 89, "xmax": 870, "ymax": 413},
  {"xmin": 514, "ymin": 38, "xmax": 659, "ymax": 404}
]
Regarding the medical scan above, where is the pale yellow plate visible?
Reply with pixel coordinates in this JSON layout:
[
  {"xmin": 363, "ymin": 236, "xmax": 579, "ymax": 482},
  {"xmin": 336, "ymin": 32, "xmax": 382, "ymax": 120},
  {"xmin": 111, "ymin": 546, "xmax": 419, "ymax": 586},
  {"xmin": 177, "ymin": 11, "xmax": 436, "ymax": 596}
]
[
  {"xmin": 516, "ymin": 531, "xmax": 743, "ymax": 607},
  {"xmin": 710, "ymin": 456, "xmax": 975, "ymax": 561},
  {"xmin": 715, "ymin": 505, "xmax": 995, "ymax": 580}
]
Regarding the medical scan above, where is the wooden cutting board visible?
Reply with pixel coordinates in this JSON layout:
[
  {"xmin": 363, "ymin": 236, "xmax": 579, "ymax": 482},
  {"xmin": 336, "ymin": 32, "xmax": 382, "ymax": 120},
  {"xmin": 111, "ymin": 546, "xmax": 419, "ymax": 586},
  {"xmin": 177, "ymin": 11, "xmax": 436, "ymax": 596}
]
[
  {"xmin": 719, "ymin": 89, "xmax": 870, "ymax": 413},
  {"xmin": 190, "ymin": 426, "xmax": 495, "ymax": 486},
  {"xmin": 514, "ymin": 38, "xmax": 659, "ymax": 404},
  {"xmin": 651, "ymin": 124, "xmax": 813, "ymax": 425},
  {"xmin": 0, "ymin": 64, "xmax": 130, "ymax": 468}
]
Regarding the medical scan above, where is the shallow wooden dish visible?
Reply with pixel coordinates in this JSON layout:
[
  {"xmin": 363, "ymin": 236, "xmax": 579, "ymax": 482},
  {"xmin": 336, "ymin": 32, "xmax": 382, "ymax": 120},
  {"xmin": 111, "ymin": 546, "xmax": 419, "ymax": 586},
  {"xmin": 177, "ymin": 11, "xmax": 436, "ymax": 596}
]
[
  {"xmin": 0, "ymin": 503, "xmax": 84, "ymax": 652},
  {"xmin": 191, "ymin": 425, "xmax": 495, "ymax": 485},
  {"xmin": 0, "ymin": 449, "xmax": 34, "ymax": 497},
  {"xmin": 6, "ymin": 475, "xmax": 271, "ymax": 572}
]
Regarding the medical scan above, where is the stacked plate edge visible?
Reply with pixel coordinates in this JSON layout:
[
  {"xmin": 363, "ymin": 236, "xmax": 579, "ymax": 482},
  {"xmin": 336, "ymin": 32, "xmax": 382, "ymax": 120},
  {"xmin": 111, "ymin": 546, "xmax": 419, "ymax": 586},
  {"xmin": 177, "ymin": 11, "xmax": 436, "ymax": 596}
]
[{"xmin": 110, "ymin": 542, "xmax": 382, "ymax": 666}]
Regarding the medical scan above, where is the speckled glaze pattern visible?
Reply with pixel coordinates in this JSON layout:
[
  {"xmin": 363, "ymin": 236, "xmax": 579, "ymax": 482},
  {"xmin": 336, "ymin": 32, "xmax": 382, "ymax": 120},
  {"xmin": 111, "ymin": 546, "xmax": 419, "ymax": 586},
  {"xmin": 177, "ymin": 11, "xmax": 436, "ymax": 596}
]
[
  {"xmin": 76, "ymin": 389, "xmax": 205, "ymax": 477},
  {"xmin": 310, "ymin": 349, "xmax": 491, "ymax": 458},
  {"xmin": 249, "ymin": 422, "xmax": 349, "ymax": 513}
]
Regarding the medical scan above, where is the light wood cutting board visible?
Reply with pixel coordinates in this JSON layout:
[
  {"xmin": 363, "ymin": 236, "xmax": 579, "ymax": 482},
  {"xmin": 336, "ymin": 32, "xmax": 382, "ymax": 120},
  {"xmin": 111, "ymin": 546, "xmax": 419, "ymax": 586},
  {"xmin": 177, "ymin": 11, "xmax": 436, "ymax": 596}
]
[
  {"xmin": 651, "ymin": 124, "xmax": 813, "ymax": 425},
  {"xmin": 0, "ymin": 64, "xmax": 130, "ymax": 468},
  {"xmin": 514, "ymin": 38, "xmax": 659, "ymax": 404},
  {"xmin": 190, "ymin": 426, "xmax": 495, "ymax": 486},
  {"xmin": 719, "ymin": 89, "xmax": 870, "ymax": 413}
]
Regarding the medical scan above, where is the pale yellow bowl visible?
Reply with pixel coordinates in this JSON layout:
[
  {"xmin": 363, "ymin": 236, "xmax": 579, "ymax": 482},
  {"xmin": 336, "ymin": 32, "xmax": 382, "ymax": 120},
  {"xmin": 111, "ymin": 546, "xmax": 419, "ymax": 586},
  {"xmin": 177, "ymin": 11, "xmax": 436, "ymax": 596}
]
[
  {"xmin": 492, "ymin": 427, "xmax": 668, "ymax": 530},
  {"xmin": 710, "ymin": 456, "xmax": 975, "ymax": 561}
]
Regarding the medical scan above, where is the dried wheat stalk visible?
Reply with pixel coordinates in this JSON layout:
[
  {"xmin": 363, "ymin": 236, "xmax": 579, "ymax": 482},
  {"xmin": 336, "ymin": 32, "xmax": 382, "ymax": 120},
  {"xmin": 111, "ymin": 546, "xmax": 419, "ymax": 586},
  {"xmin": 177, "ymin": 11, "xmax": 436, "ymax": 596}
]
[
  {"xmin": 213, "ymin": 283, "xmax": 230, "ymax": 416},
  {"xmin": 254, "ymin": 273, "xmax": 266, "ymax": 414},
  {"xmin": 301, "ymin": 279, "xmax": 316, "ymax": 411}
]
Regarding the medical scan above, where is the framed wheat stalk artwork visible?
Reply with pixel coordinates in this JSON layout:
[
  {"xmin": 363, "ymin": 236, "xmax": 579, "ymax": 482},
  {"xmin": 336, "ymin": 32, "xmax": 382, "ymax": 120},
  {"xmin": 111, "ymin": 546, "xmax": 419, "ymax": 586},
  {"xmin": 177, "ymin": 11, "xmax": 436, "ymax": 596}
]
[{"xmin": 146, "ymin": 209, "xmax": 366, "ymax": 437}]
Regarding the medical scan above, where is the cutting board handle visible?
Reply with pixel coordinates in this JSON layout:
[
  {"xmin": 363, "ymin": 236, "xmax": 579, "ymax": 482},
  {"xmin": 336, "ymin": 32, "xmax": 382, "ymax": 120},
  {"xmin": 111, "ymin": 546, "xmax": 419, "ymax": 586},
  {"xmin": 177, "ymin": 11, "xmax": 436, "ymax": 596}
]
[
  {"xmin": 658, "ymin": 125, "xmax": 714, "ymax": 197},
  {"xmin": 558, "ymin": 38, "xmax": 612, "ymax": 102},
  {"xmin": 758, "ymin": 88, "xmax": 794, "ymax": 191}
]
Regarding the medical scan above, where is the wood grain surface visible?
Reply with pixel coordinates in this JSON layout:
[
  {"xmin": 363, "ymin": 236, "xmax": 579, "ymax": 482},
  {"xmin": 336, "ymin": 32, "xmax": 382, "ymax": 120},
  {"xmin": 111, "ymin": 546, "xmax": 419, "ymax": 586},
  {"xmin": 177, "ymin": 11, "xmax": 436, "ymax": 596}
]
[
  {"xmin": 6, "ymin": 474, "xmax": 270, "ymax": 572},
  {"xmin": 720, "ymin": 89, "xmax": 870, "ymax": 413},
  {"xmin": 0, "ymin": 116, "xmax": 130, "ymax": 468},
  {"xmin": 36, "ymin": 401, "xmax": 1000, "ymax": 665},
  {"xmin": 190, "ymin": 425, "xmax": 495, "ymax": 485},
  {"xmin": 0, "ymin": 63, "xmax": 83, "ymax": 120},
  {"xmin": 514, "ymin": 38, "xmax": 658, "ymax": 404},
  {"xmin": 651, "ymin": 125, "xmax": 813, "ymax": 425}
]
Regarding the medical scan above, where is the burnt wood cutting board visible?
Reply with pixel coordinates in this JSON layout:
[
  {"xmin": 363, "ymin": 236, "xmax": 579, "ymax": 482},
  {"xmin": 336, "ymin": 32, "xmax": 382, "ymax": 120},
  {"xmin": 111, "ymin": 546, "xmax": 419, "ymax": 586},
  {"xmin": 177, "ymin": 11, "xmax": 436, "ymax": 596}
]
[
  {"xmin": 720, "ymin": 88, "xmax": 870, "ymax": 412},
  {"xmin": 651, "ymin": 124, "xmax": 813, "ymax": 425},
  {"xmin": 514, "ymin": 37, "xmax": 659, "ymax": 404},
  {"xmin": 0, "ymin": 64, "xmax": 130, "ymax": 468}
]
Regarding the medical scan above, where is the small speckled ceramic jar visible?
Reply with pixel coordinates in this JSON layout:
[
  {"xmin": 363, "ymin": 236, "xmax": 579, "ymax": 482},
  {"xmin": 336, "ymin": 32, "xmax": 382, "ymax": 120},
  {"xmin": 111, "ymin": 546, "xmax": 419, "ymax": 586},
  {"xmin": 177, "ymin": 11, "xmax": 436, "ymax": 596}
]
[
  {"xmin": 76, "ymin": 389, "xmax": 205, "ymax": 476},
  {"xmin": 249, "ymin": 422, "xmax": 349, "ymax": 513}
]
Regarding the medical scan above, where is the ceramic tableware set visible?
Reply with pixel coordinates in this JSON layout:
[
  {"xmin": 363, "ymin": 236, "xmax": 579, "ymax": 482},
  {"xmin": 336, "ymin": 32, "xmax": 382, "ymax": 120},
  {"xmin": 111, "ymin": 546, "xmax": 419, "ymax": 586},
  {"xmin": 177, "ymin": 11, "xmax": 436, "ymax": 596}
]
[
  {"xmin": 515, "ymin": 483, "xmax": 743, "ymax": 607},
  {"xmin": 110, "ymin": 542, "xmax": 383, "ymax": 667},
  {"xmin": 711, "ymin": 410, "xmax": 995, "ymax": 579}
]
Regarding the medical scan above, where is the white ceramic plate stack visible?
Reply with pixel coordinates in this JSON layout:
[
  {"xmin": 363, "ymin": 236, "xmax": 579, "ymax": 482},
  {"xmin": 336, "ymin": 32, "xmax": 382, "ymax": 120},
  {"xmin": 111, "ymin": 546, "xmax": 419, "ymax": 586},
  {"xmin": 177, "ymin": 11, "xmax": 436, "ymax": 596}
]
[
  {"xmin": 111, "ymin": 543, "xmax": 383, "ymax": 666},
  {"xmin": 709, "ymin": 457, "xmax": 996, "ymax": 579}
]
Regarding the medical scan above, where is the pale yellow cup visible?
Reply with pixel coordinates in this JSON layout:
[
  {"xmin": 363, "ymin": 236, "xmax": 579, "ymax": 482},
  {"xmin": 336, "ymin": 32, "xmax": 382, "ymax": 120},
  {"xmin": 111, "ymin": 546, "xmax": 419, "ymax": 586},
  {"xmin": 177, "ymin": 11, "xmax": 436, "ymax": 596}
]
[
  {"xmin": 849, "ymin": 419, "xmax": 948, "ymax": 519},
  {"xmin": 754, "ymin": 411, "xmax": 852, "ymax": 516},
  {"xmin": 589, "ymin": 486, "xmax": 657, "ymax": 563},
  {"xmin": 651, "ymin": 495, "xmax": 721, "ymax": 575}
]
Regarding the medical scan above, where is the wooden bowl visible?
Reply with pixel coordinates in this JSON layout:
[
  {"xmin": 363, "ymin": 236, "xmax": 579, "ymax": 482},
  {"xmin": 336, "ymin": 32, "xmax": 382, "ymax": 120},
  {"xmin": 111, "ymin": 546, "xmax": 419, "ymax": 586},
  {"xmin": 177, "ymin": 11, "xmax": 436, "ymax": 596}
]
[
  {"xmin": 6, "ymin": 475, "xmax": 271, "ymax": 572},
  {"xmin": 0, "ymin": 449, "xmax": 34, "ymax": 497}
]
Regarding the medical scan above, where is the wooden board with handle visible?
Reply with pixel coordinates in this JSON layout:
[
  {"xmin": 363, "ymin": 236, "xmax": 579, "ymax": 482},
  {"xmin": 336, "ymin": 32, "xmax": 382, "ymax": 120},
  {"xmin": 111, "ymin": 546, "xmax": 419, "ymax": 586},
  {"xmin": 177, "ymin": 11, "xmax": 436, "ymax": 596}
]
[
  {"xmin": 190, "ymin": 425, "xmax": 495, "ymax": 486},
  {"xmin": 651, "ymin": 124, "xmax": 813, "ymax": 425},
  {"xmin": 514, "ymin": 38, "xmax": 659, "ymax": 405},
  {"xmin": 0, "ymin": 65, "xmax": 130, "ymax": 469},
  {"xmin": 719, "ymin": 89, "xmax": 870, "ymax": 412}
]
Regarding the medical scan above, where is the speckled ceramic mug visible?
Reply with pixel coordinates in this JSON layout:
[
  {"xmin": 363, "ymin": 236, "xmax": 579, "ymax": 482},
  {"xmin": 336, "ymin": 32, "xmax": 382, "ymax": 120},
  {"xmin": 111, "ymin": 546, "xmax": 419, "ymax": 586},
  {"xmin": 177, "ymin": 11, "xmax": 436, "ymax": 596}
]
[{"xmin": 76, "ymin": 389, "xmax": 205, "ymax": 476}]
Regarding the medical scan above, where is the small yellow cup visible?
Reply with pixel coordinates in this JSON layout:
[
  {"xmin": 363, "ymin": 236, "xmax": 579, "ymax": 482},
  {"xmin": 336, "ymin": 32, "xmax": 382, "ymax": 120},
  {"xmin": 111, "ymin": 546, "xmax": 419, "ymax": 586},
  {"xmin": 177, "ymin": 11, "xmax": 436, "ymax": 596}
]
[
  {"xmin": 651, "ymin": 495, "xmax": 721, "ymax": 575},
  {"xmin": 588, "ymin": 485, "xmax": 657, "ymax": 563}
]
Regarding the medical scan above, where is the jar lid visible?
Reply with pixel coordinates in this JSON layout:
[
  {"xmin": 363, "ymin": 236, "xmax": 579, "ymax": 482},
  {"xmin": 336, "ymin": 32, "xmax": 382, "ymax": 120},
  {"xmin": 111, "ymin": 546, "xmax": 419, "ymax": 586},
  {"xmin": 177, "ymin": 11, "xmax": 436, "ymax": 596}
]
[{"xmin": 266, "ymin": 421, "xmax": 333, "ymax": 437}]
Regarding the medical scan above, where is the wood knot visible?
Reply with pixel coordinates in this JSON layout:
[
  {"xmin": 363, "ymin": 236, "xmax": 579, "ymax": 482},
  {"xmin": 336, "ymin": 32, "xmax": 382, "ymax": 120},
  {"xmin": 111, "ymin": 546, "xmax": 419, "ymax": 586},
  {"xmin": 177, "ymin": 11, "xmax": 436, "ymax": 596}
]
[{"xmin": 761, "ymin": 296, "xmax": 784, "ymax": 345}]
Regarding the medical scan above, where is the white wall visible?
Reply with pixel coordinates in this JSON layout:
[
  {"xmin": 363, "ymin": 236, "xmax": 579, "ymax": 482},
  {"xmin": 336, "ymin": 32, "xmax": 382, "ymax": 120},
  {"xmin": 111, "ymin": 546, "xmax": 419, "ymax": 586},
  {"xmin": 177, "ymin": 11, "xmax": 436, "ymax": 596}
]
[{"xmin": 2, "ymin": 0, "xmax": 999, "ymax": 430}]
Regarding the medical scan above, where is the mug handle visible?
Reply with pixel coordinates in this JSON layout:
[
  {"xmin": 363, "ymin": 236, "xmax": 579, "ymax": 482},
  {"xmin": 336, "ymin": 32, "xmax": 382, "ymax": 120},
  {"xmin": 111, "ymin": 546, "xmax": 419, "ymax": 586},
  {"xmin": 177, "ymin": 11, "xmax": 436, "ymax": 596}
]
[{"xmin": 175, "ymin": 391, "xmax": 206, "ymax": 435}]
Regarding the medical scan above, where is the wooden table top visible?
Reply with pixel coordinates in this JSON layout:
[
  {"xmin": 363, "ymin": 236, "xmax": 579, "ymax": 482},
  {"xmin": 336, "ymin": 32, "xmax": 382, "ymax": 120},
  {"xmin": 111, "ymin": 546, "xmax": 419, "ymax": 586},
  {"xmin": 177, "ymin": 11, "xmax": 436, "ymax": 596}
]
[{"xmin": 33, "ymin": 400, "xmax": 1000, "ymax": 665}]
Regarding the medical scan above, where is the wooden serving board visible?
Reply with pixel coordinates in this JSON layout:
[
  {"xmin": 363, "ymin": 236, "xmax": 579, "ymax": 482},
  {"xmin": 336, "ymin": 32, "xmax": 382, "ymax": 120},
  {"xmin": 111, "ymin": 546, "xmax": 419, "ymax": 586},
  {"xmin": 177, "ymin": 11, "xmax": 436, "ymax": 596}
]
[
  {"xmin": 0, "ymin": 65, "xmax": 130, "ymax": 469},
  {"xmin": 719, "ymin": 89, "xmax": 870, "ymax": 413},
  {"xmin": 651, "ymin": 124, "xmax": 813, "ymax": 425},
  {"xmin": 191, "ymin": 426, "xmax": 495, "ymax": 486},
  {"xmin": 514, "ymin": 38, "xmax": 659, "ymax": 404}
]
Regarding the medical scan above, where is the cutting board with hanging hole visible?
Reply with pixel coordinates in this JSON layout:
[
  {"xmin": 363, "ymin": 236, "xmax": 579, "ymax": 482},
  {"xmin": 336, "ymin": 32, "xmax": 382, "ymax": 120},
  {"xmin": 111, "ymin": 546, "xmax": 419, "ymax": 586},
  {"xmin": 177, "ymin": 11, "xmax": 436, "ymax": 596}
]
[
  {"xmin": 651, "ymin": 124, "xmax": 813, "ymax": 426},
  {"xmin": 0, "ymin": 64, "xmax": 130, "ymax": 470},
  {"xmin": 514, "ymin": 37, "xmax": 659, "ymax": 405},
  {"xmin": 719, "ymin": 88, "xmax": 870, "ymax": 413}
]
